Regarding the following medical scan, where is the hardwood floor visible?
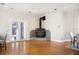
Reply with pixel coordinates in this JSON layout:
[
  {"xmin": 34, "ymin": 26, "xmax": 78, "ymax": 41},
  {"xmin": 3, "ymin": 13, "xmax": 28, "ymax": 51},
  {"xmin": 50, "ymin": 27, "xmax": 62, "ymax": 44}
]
[{"xmin": 0, "ymin": 40, "xmax": 79, "ymax": 55}]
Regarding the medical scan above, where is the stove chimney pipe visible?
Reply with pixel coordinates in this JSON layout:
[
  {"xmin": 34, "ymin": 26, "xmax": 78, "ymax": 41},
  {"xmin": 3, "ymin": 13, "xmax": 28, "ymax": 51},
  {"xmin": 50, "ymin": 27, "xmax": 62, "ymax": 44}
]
[{"xmin": 39, "ymin": 16, "xmax": 46, "ymax": 29}]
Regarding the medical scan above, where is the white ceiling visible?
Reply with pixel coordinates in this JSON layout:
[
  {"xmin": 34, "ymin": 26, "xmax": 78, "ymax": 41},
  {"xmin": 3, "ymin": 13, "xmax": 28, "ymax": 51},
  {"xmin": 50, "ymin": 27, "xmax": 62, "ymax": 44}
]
[{"xmin": 0, "ymin": 3, "xmax": 79, "ymax": 15}]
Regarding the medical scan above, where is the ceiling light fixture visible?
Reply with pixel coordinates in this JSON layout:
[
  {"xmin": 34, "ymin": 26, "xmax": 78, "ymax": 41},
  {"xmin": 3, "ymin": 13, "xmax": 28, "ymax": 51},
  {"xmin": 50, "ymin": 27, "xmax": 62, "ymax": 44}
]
[
  {"xmin": 0, "ymin": 3, "xmax": 5, "ymax": 5},
  {"xmin": 10, "ymin": 8, "xmax": 14, "ymax": 10},
  {"xmin": 28, "ymin": 11, "xmax": 31, "ymax": 13},
  {"xmin": 54, "ymin": 8, "xmax": 57, "ymax": 11}
]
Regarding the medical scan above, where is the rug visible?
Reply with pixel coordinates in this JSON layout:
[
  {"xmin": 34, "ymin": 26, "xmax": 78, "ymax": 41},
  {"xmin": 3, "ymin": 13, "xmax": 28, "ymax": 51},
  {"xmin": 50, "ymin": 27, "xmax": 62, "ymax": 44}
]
[{"xmin": 66, "ymin": 44, "xmax": 79, "ymax": 51}]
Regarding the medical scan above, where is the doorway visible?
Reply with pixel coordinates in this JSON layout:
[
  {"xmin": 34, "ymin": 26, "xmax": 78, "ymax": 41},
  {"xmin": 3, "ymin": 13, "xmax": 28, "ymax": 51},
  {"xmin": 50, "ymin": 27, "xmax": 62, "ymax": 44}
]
[{"xmin": 11, "ymin": 21, "xmax": 25, "ymax": 41}]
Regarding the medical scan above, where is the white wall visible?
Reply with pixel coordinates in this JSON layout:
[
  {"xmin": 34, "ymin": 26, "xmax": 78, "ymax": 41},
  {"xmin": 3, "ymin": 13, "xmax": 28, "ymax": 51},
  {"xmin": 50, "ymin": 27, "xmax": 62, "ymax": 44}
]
[
  {"xmin": 1, "ymin": 8, "xmax": 79, "ymax": 42},
  {"xmin": 0, "ymin": 10, "xmax": 66, "ymax": 42},
  {"xmin": 41, "ymin": 11, "xmax": 65, "ymax": 42},
  {"xmin": 0, "ymin": 10, "xmax": 38, "ymax": 42},
  {"xmin": 42, "ymin": 9, "xmax": 79, "ymax": 42},
  {"xmin": 64, "ymin": 10, "xmax": 79, "ymax": 40}
]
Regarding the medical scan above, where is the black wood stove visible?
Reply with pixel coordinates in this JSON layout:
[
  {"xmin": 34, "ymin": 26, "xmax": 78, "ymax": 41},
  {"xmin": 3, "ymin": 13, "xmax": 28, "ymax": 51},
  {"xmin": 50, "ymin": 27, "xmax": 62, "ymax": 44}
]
[{"xmin": 35, "ymin": 16, "xmax": 46, "ymax": 37}]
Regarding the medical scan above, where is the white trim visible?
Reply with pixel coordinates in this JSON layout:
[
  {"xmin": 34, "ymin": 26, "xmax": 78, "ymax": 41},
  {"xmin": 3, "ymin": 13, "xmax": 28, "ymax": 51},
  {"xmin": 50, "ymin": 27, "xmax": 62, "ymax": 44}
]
[
  {"xmin": 6, "ymin": 39, "xmax": 69, "ymax": 43},
  {"xmin": 51, "ymin": 39, "xmax": 65, "ymax": 43},
  {"xmin": 64, "ymin": 39, "xmax": 71, "ymax": 42},
  {"xmin": 6, "ymin": 39, "xmax": 28, "ymax": 43}
]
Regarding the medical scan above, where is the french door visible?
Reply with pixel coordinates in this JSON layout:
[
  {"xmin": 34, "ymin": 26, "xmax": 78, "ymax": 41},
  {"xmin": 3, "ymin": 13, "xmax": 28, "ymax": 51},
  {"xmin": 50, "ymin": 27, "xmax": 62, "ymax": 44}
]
[{"xmin": 11, "ymin": 21, "xmax": 24, "ymax": 41}]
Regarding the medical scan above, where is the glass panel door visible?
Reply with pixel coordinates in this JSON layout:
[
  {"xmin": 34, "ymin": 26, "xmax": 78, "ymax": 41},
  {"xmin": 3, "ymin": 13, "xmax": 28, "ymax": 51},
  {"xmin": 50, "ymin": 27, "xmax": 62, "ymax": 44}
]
[
  {"xmin": 20, "ymin": 22, "xmax": 24, "ymax": 39},
  {"xmin": 12, "ymin": 22, "xmax": 18, "ymax": 41}
]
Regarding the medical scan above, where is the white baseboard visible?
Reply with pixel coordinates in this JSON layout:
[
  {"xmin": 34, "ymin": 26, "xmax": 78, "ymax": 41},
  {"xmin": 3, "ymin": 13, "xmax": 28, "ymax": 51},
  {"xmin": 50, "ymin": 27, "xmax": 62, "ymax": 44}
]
[
  {"xmin": 6, "ymin": 39, "xmax": 69, "ymax": 43},
  {"xmin": 6, "ymin": 39, "xmax": 28, "ymax": 43},
  {"xmin": 51, "ymin": 39, "xmax": 65, "ymax": 43}
]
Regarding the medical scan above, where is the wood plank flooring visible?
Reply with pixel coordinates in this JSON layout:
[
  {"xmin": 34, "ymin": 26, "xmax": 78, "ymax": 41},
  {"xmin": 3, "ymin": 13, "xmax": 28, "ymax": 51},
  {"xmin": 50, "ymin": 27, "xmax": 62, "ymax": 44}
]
[{"xmin": 0, "ymin": 40, "xmax": 79, "ymax": 55}]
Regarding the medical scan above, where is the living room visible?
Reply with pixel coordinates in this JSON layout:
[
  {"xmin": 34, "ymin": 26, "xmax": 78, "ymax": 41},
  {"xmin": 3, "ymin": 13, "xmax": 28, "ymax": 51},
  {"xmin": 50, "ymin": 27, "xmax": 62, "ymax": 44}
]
[{"xmin": 0, "ymin": 3, "xmax": 79, "ymax": 55}]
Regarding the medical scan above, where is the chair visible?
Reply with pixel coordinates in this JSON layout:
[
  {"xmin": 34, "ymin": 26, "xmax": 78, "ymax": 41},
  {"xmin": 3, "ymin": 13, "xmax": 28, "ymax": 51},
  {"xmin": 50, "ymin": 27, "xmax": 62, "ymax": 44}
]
[
  {"xmin": 76, "ymin": 34, "xmax": 79, "ymax": 48},
  {"xmin": 0, "ymin": 34, "xmax": 7, "ymax": 50},
  {"xmin": 69, "ymin": 32, "xmax": 77, "ymax": 47},
  {"xmin": 76, "ymin": 39, "xmax": 79, "ymax": 48}
]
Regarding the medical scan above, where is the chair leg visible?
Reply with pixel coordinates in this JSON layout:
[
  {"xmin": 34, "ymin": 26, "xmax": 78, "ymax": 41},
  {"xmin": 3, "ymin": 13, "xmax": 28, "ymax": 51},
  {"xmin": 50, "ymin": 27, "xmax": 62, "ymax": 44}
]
[
  {"xmin": 77, "ymin": 43, "xmax": 79, "ymax": 48},
  {"xmin": 3, "ymin": 42, "xmax": 6, "ymax": 50},
  {"xmin": 70, "ymin": 40, "xmax": 73, "ymax": 47},
  {"xmin": 71, "ymin": 41, "xmax": 72, "ymax": 46},
  {"xmin": 73, "ymin": 38, "xmax": 76, "ymax": 47},
  {"xmin": 77, "ymin": 44, "xmax": 78, "ymax": 48},
  {"xmin": 5, "ymin": 42, "xmax": 6, "ymax": 50}
]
